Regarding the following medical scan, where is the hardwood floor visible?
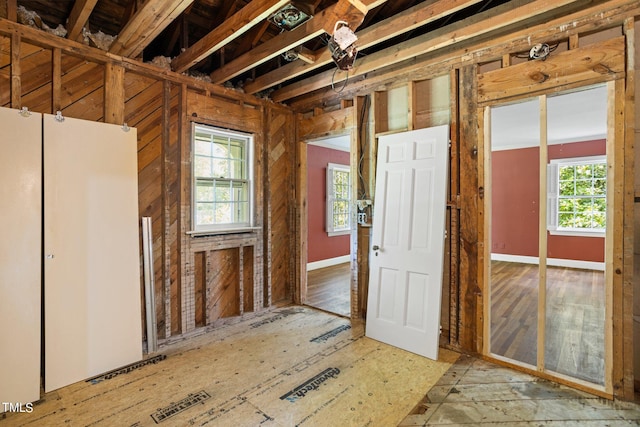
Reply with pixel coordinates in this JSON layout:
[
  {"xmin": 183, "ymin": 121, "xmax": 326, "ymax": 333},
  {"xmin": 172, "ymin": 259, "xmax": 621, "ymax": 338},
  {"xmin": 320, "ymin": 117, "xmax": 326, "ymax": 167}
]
[
  {"xmin": 306, "ymin": 262, "xmax": 351, "ymax": 317},
  {"xmin": 489, "ymin": 261, "xmax": 605, "ymax": 385}
]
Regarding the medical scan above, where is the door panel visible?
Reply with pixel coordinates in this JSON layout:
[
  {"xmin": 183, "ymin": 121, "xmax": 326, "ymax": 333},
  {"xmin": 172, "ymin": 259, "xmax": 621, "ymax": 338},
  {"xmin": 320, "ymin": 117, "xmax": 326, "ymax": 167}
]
[
  {"xmin": 0, "ymin": 107, "xmax": 42, "ymax": 407},
  {"xmin": 44, "ymin": 114, "xmax": 142, "ymax": 392},
  {"xmin": 366, "ymin": 125, "xmax": 449, "ymax": 360}
]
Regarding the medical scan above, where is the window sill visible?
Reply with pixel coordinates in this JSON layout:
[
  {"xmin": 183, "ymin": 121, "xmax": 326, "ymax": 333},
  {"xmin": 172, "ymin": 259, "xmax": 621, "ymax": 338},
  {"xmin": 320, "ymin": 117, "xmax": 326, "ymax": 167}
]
[
  {"xmin": 327, "ymin": 229, "xmax": 351, "ymax": 237},
  {"xmin": 548, "ymin": 229, "xmax": 605, "ymax": 238},
  {"xmin": 187, "ymin": 226, "xmax": 261, "ymax": 237}
]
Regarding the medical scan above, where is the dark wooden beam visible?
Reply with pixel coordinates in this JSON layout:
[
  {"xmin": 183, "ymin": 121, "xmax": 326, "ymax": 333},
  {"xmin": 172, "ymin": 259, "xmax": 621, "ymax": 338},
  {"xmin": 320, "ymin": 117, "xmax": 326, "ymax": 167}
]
[
  {"xmin": 66, "ymin": 0, "xmax": 99, "ymax": 41},
  {"xmin": 171, "ymin": 0, "xmax": 290, "ymax": 73}
]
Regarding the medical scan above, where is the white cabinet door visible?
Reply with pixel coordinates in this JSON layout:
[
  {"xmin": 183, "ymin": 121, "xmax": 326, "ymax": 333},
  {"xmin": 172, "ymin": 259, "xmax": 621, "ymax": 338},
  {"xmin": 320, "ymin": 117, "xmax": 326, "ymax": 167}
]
[
  {"xmin": 366, "ymin": 126, "xmax": 449, "ymax": 360},
  {"xmin": 0, "ymin": 107, "xmax": 42, "ymax": 407},
  {"xmin": 44, "ymin": 114, "xmax": 142, "ymax": 392}
]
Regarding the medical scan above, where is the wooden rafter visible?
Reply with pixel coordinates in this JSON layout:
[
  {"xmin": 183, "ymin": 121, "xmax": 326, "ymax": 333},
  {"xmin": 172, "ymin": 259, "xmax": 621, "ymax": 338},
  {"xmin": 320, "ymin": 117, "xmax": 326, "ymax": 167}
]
[
  {"xmin": 271, "ymin": 0, "xmax": 585, "ymax": 102},
  {"xmin": 245, "ymin": 0, "xmax": 483, "ymax": 95},
  {"xmin": 171, "ymin": 0, "xmax": 291, "ymax": 74},
  {"xmin": 66, "ymin": 0, "xmax": 99, "ymax": 41},
  {"xmin": 209, "ymin": 0, "xmax": 380, "ymax": 85},
  {"xmin": 109, "ymin": 0, "xmax": 195, "ymax": 58}
]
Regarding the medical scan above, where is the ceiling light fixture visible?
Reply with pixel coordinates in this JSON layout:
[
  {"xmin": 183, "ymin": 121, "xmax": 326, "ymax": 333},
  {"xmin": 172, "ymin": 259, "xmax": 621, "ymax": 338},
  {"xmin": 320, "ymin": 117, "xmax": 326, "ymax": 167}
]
[
  {"xmin": 269, "ymin": 3, "xmax": 313, "ymax": 31},
  {"xmin": 328, "ymin": 21, "xmax": 358, "ymax": 71}
]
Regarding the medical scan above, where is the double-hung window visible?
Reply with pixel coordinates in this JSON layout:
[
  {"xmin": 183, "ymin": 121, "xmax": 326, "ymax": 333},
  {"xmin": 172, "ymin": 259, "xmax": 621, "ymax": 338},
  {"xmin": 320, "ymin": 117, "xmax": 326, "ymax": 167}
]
[
  {"xmin": 192, "ymin": 124, "xmax": 253, "ymax": 233},
  {"xmin": 547, "ymin": 155, "xmax": 606, "ymax": 236},
  {"xmin": 326, "ymin": 163, "xmax": 351, "ymax": 236}
]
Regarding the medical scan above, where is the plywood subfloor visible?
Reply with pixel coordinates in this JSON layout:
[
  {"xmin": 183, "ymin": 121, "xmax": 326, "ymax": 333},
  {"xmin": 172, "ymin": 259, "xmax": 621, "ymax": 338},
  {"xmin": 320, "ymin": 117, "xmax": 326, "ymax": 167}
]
[{"xmin": 2, "ymin": 306, "xmax": 458, "ymax": 426}]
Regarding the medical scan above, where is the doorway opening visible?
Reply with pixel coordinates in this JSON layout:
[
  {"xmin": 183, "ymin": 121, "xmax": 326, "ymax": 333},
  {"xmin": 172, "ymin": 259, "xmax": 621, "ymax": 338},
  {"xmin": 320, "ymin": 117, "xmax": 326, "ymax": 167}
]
[
  {"xmin": 305, "ymin": 135, "xmax": 353, "ymax": 317},
  {"xmin": 484, "ymin": 84, "xmax": 612, "ymax": 393}
]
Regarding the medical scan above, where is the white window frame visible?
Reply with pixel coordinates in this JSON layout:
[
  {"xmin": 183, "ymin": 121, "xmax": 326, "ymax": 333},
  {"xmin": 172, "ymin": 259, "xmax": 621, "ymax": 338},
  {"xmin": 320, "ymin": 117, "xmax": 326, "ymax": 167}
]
[
  {"xmin": 190, "ymin": 123, "xmax": 255, "ymax": 235},
  {"xmin": 547, "ymin": 155, "xmax": 606, "ymax": 237},
  {"xmin": 326, "ymin": 162, "xmax": 351, "ymax": 236}
]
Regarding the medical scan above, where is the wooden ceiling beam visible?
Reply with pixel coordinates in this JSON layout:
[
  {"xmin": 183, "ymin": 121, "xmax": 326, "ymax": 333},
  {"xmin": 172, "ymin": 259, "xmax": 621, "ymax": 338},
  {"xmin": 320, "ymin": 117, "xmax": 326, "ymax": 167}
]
[
  {"xmin": 66, "ymin": 0, "xmax": 99, "ymax": 41},
  {"xmin": 271, "ymin": 0, "xmax": 586, "ymax": 102},
  {"xmin": 209, "ymin": 4, "xmax": 339, "ymax": 84},
  {"xmin": 171, "ymin": 0, "xmax": 291, "ymax": 74},
  {"xmin": 109, "ymin": 0, "xmax": 195, "ymax": 58},
  {"xmin": 245, "ymin": 0, "xmax": 482, "ymax": 95},
  {"xmin": 210, "ymin": 0, "xmax": 377, "ymax": 85}
]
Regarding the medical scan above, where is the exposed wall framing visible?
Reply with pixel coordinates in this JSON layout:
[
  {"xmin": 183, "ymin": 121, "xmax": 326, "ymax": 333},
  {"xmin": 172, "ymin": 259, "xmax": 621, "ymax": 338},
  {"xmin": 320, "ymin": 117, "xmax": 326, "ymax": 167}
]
[
  {"xmin": 290, "ymin": 3, "xmax": 638, "ymax": 401},
  {"xmin": 0, "ymin": 17, "xmax": 296, "ymax": 347}
]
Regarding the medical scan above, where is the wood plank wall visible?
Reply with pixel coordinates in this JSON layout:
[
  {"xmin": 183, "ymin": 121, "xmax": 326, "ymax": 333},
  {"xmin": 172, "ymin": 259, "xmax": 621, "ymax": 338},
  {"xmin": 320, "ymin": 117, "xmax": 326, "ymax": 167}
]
[{"xmin": 0, "ymin": 18, "xmax": 296, "ymax": 345}]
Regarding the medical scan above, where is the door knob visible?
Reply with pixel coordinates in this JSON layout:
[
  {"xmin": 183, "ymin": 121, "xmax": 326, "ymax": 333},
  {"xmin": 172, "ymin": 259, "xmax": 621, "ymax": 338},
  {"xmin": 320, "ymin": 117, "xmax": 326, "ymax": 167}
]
[{"xmin": 372, "ymin": 245, "xmax": 380, "ymax": 250}]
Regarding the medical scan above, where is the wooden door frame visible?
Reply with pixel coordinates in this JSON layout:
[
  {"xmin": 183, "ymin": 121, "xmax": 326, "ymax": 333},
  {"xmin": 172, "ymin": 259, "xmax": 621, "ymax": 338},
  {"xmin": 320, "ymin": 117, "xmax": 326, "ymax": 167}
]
[
  {"xmin": 475, "ymin": 34, "xmax": 631, "ymax": 398},
  {"xmin": 295, "ymin": 105, "xmax": 359, "ymax": 318}
]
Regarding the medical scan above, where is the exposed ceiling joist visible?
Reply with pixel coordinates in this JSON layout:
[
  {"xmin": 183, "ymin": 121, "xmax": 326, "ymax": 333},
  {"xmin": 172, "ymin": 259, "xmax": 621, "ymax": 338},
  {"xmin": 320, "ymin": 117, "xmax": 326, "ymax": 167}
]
[
  {"xmin": 109, "ymin": 0, "xmax": 195, "ymax": 58},
  {"xmin": 245, "ymin": 0, "xmax": 484, "ymax": 94},
  {"xmin": 208, "ymin": 3, "xmax": 340, "ymax": 84},
  {"xmin": 271, "ymin": 0, "xmax": 585, "ymax": 102},
  {"xmin": 171, "ymin": 0, "xmax": 291, "ymax": 74},
  {"xmin": 66, "ymin": 0, "xmax": 99, "ymax": 41},
  {"xmin": 209, "ymin": 0, "xmax": 383, "ymax": 85}
]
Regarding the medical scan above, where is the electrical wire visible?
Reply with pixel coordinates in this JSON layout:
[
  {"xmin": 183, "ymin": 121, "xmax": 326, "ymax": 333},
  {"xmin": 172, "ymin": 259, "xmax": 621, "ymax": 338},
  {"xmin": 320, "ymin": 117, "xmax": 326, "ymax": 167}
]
[
  {"xmin": 331, "ymin": 67, "xmax": 349, "ymax": 93},
  {"xmin": 358, "ymin": 94, "xmax": 371, "ymax": 200}
]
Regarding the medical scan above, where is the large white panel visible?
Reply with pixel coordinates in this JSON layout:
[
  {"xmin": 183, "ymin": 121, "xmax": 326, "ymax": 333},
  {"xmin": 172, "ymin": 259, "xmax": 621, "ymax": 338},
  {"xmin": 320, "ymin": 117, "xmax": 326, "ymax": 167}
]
[
  {"xmin": 44, "ymin": 114, "xmax": 142, "ymax": 392},
  {"xmin": 0, "ymin": 107, "xmax": 42, "ymax": 407},
  {"xmin": 367, "ymin": 125, "xmax": 449, "ymax": 361}
]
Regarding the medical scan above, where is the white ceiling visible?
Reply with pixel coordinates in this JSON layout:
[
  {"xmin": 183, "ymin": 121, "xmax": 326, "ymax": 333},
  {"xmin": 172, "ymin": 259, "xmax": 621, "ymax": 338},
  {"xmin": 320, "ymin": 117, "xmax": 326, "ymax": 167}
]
[
  {"xmin": 491, "ymin": 85, "xmax": 607, "ymax": 151},
  {"xmin": 307, "ymin": 134, "xmax": 351, "ymax": 152}
]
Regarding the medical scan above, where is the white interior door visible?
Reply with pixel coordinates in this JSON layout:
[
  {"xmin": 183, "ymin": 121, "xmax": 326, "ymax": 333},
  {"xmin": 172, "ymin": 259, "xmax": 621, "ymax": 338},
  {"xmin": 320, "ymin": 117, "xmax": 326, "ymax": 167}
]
[
  {"xmin": 365, "ymin": 125, "xmax": 449, "ymax": 360},
  {"xmin": 0, "ymin": 107, "xmax": 42, "ymax": 407},
  {"xmin": 44, "ymin": 114, "xmax": 142, "ymax": 392}
]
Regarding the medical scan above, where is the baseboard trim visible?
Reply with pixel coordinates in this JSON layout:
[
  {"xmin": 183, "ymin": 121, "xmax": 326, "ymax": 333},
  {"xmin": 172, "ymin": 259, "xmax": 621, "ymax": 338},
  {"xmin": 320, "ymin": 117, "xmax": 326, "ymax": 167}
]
[
  {"xmin": 307, "ymin": 255, "xmax": 350, "ymax": 271},
  {"xmin": 491, "ymin": 253, "xmax": 605, "ymax": 271}
]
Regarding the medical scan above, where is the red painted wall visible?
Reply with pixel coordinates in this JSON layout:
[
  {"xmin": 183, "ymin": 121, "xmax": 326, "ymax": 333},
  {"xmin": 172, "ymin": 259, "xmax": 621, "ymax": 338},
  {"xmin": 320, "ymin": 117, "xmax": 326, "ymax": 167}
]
[
  {"xmin": 491, "ymin": 140, "xmax": 605, "ymax": 262},
  {"xmin": 307, "ymin": 144, "xmax": 350, "ymax": 263}
]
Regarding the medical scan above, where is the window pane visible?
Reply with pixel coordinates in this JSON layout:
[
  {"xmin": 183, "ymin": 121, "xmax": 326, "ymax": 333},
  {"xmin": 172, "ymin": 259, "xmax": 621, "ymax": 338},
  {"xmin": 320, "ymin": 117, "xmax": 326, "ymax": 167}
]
[
  {"xmin": 212, "ymin": 158, "xmax": 228, "ymax": 178},
  {"xmin": 574, "ymin": 164, "xmax": 592, "ymax": 179},
  {"xmin": 559, "ymin": 165, "xmax": 575, "ymax": 180},
  {"xmin": 196, "ymin": 181, "xmax": 213, "ymax": 202},
  {"xmin": 230, "ymin": 139, "xmax": 244, "ymax": 159},
  {"xmin": 559, "ymin": 181, "xmax": 574, "ymax": 196},
  {"xmin": 230, "ymin": 159, "xmax": 245, "ymax": 179},
  {"xmin": 558, "ymin": 198, "xmax": 575, "ymax": 213},
  {"xmin": 194, "ymin": 156, "xmax": 212, "ymax": 177},
  {"xmin": 195, "ymin": 139, "xmax": 211, "ymax": 156},
  {"xmin": 196, "ymin": 202, "xmax": 214, "ymax": 225},
  {"xmin": 215, "ymin": 183, "xmax": 231, "ymax": 202},
  {"xmin": 593, "ymin": 197, "xmax": 606, "ymax": 212},
  {"xmin": 594, "ymin": 178, "xmax": 606, "ymax": 195},
  {"xmin": 558, "ymin": 213, "xmax": 574, "ymax": 227},
  {"xmin": 593, "ymin": 212, "xmax": 606, "ymax": 228},
  {"xmin": 593, "ymin": 163, "xmax": 606, "ymax": 178},
  {"xmin": 233, "ymin": 201, "xmax": 248, "ymax": 222},
  {"xmin": 233, "ymin": 182, "xmax": 248, "ymax": 202},
  {"xmin": 215, "ymin": 202, "xmax": 231, "ymax": 223},
  {"xmin": 212, "ymin": 138, "xmax": 228, "ymax": 156},
  {"xmin": 575, "ymin": 180, "xmax": 592, "ymax": 196}
]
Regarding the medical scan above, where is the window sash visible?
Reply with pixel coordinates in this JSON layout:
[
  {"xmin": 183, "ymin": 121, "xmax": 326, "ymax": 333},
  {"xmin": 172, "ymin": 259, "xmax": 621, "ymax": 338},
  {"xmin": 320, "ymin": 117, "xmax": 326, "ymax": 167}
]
[
  {"xmin": 326, "ymin": 163, "xmax": 351, "ymax": 235},
  {"xmin": 192, "ymin": 124, "xmax": 253, "ymax": 232},
  {"xmin": 547, "ymin": 156, "xmax": 606, "ymax": 234}
]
